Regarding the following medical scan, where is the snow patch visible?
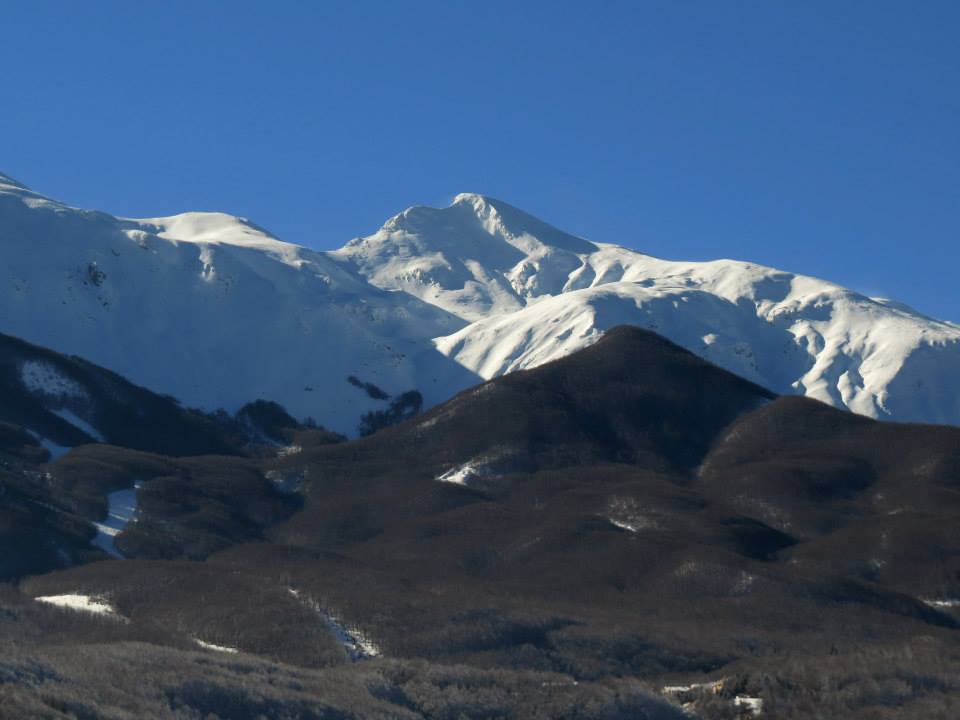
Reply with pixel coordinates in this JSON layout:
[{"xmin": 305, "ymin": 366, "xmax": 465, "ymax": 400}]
[
  {"xmin": 662, "ymin": 680, "xmax": 762, "ymax": 716},
  {"xmin": 662, "ymin": 679, "xmax": 725, "ymax": 695},
  {"xmin": 436, "ymin": 458, "xmax": 499, "ymax": 486},
  {"xmin": 606, "ymin": 496, "xmax": 657, "ymax": 532},
  {"xmin": 50, "ymin": 409, "xmax": 105, "ymax": 442},
  {"xmin": 288, "ymin": 588, "xmax": 381, "ymax": 661},
  {"xmin": 265, "ymin": 467, "xmax": 307, "ymax": 494},
  {"xmin": 26, "ymin": 430, "xmax": 71, "ymax": 461},
  {"xmin": 922, "ymin": 598, "xmax": 960, "ymax": 609},
  {"xmin": 91, "ymin": 482, "xmax": 142, "ymax": 558},
  {"xmin": 21, "ymin": 361, "xmax": 87, "ymax": 399},
  {"xmin": 734, "ymin": 696, "xmax": 764, "ymax": 716},
  {"xmin": 35, "ymin": 594, "xmax": 119, "ymax": 618},
  {"xmin": 193, "ymin": 638, "xmax": 239, "ymax": 654}
]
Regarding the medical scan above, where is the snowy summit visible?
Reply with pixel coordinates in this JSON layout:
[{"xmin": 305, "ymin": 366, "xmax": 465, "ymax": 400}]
[
  {"xmin": 2, "ymin": 173, "xmax": 959, "ymax": 432},
  {"xmin": 337, "ymin": 192, "xmax": 960, "ymax": 425}
]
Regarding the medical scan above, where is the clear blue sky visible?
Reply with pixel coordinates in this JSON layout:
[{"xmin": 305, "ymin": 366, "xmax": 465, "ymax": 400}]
[{"xmin": 3, "ymin": 1, "xmax": 958, "ymax": 321}]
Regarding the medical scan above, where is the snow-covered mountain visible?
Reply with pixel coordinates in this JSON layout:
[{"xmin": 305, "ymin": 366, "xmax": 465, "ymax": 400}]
[
  {"xmin": 337, "ymin": 193, "xmax": 960, "ymax": 425},
  {"xmin": 0, "ymin": 172, "xmax": 475, "ymax": 435},
  {"xmin": 2, "ymin": 172, "xmax": 958, "ymax": 431},
  {"xmin": 333, "ymin": 193, "xmax": 599, "ymax": 321}
]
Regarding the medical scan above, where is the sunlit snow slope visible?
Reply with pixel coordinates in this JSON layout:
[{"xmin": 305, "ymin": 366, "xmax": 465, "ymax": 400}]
[
  {"xmin": 337, "ymin": 193, "xmax": 960, "ymax": 425},
  {"xmin": 0, "ymin": 173, "xmax": 473, "ymax": 435},
  {"xmin": 2, "ymin": 172, "xmax": 958, "ymax": 429}
]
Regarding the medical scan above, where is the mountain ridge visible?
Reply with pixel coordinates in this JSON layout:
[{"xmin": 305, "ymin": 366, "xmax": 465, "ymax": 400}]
[
  {"xmin": 0, "ymin": 173, "xmax": 474, "ymax": 435},
  {"xmin": 2, "ymin": 171, "xmax": 958, "ymax": 430},
  {"xmin": 339, "ymin": 193, "xmax": 960, "ymax": 425}
]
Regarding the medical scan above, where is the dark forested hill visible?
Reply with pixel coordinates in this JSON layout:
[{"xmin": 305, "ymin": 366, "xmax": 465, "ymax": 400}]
[
  {"xmin": 2, "ymin": 326, "xmax": 959, "ymax": 719},
  {"xmin": 0, "ymin": 330, "xmax": 242, "ymax": 457}
]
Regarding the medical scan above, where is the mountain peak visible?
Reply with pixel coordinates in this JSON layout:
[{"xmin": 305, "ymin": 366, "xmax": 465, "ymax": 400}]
[
  {"xmin": 451, "ymin": 191, "xmax": 492, "ymax": 207},
  {"xmin": 129, "ymin": 211, "xmax": 297, "ymax": 252},
  {"xmin": 448, "ymin": 192, "xmax": 523, "ymax": 223},
  {"xmin": 376, "ymin": 192, "xmax": 596, "ymax": 257},
  {"xmin": 333, "ymin": 193, "xmax": 600, "ymax": 320},
  {"xmin": 385, "ymin": 192, "xmax": 502, "ymax": 229}
]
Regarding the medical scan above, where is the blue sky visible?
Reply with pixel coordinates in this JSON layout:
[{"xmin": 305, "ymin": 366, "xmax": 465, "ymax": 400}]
[{"xmin": 3, "ymin": 1, "xmax": 958, "ymax": 320}]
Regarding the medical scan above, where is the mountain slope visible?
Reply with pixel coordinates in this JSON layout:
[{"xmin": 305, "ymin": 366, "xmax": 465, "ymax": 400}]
[
  {"xmin": 0, "ymin": 330, "xmax": 243, "ymax": 458},
  {"xmin": 0, "ymin": 173, "xmax": 475, "ymax": 435},
  {"xmin": 337, "ymin": 193, "xmax": 960, "ymax": 425},
  {"xmin": 12, "ymin": 325, "xmax": 960, "ymax": 719},
  {"xmin": 3, "ymin": 173, "xmax": 958, "ymax": 430},
  {"xmin": 332, "ymin": 192, "xmax": 598, "ymax": 321},
  {"xmin": 328, "ymin": 325, "xmax": 776, "ymax": 480}
]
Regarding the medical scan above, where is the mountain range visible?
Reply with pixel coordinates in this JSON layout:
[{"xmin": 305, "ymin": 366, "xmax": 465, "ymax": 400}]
[
  {"xmin": 2, "ymin": 171, "xmax": 959, "ymax": 437},
  {"xmin": 3, "ymin": 170, "xmax": 960, "ymax": 718}
]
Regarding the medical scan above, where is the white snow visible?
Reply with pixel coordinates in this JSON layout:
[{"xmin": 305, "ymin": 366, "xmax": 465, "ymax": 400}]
[
  {"xmin": 265, "ymin": 467, "xmax": 307, "ymax": 494},
  {"xmin": 435, "ymin": 451, "xmax": 511, "ymax": 486},
  {"xmin": 277, "ymin": 444, "xmax": 302, "ymax": 457},
  {"xmin": 662, "ymin": 680, "xmax": 761, "ymax": 716},
  {"xmin": 3, "ymin": 175, "xmax": 959, "ymax": 431},
  {"xmin": 436, "ymin": 460, "xmax": 494, "ymax": 486},
  {"xmin": 91, "ymin": 482, "xmax": 142, "ymax": 558},
  {"xmin": 288, "ymin": 588, "xmax": 381, "ymax": 660},
  {"xmin": 322, "ymin": 610, "xmax": 382, "ymax": 660},
  {"xmin": 193, "ymin": 638, "xmax": 239, "ymax": 654},
  {"xmin": 26, "ymin": 430, "xmax": 72, "ymax": 461},
  {"xmin": 50, "ymin": 409, "xmax": 105, "ymax": 442},
  {"xmin": 337, "ymin": 193, "xmax": 960, "ymax": 425},
  {"xmin": 0, "ymin": 175, "xmax": 465, "ymax": 437},
  {"xmin": 606, "ymin": 497, "xmax": 656, "ymax": 532},
  {"xmin": 662, "ymin": 680, "xmax": 725, "ymax": 695},
  {"xmin": 431, "ymin": 265, "xmax": 960, "ymax": 425},
  {"xmin": 20, "ymin": 361, "xmax": 88, "ymax": 399},
  {"xmin": 922, "ymin": 598, "xmax": 960, "ymax": 609},
  {"xmin": 734, "ymin": 695, "xmax": 764, "ymax": 716},
  {"xmin": 35, "ymin": 594, "xmax": 119, "ymax": 617}
]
